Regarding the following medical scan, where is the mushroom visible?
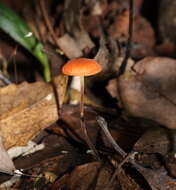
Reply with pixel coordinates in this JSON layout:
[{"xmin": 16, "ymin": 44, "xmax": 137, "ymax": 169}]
[{"xmin": 62, "ymin": 58, "xmax": 102, "ymax": 158}]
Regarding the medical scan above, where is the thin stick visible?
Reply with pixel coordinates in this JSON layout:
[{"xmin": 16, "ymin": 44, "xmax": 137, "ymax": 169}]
[
  {"xmin": 0, "ymin": 169, "xmax": 41, "ymax": 178},
  {"xmin": 106, "ymin": 152, "xmax": 137, "ymax": 189},
  {"xmin": 39, "ymin": 0, "xmax": 63, "ymax": 54},
  {"xmin": 96, "ymin": 116, "xmax": 127, "ymax": 157},
  {"xmin": 50, "ymin": 79, "xmax": 61, "ymax": 118},
  {"xmin": 12, "ymin": 46, "xmax": 18, "ymax": 84},
  {"xmin": 14, "ymin": 169, "xmax": 41, "ymax": 178},
  {"xmin": 96, "ymin": 116, "xmax": 138, "ymax": 188},
  {"xmin": 118, "ymin": 0, "xmax": 134, "ymax": 76},
  {"xmin": 39, "ymin": 0, "xmax": 65, "ymax": 116}
]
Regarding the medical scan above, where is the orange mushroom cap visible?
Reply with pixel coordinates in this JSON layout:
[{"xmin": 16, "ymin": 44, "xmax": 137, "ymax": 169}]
[{"xmin": 62, "ymin": 58, "xmax": 102, "ymax": 76}]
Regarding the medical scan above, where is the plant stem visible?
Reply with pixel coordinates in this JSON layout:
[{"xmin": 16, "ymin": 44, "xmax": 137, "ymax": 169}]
[
  {"xmin": 80, "ymin": 76, "xmax": 84, "ymax": 119},
  {"xmin": 80, "ymin": 76, "xmax": 100, "ymax": 159}
]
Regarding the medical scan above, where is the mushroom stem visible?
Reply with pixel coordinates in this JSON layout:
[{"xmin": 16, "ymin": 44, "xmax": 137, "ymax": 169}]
[
  {"xmin": 80, "ymin": 76, "xmax": 99, "ymax": 159},
  {"xmin": 80, "ymin": 76, "xmax": 84, "ymax": 119}
]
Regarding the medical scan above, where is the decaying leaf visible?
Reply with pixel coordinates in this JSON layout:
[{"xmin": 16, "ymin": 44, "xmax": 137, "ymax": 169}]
[
  {"xmin": 59, "ymin": 105, "xmax": 100, "ymax": 144},
  {"xmin": 108, "ymin": 10, "xmax": 155, "ymax": 58},
  {"xmin": 133, "ymin": 127, "xmax": 170, "ymax": 155},
  {"xmin": 66, "ymin": 162, "xmax": 118, "ymax": 190},
  {"xmin": 108, "ymin": 10, "xmax": 129, "ymax": 41},
  {"xmin": 0, "ymin": 75, "xmax": 68, "ymax": 149},
  {"xmin": 159, "ymin": 0, "xmax": 176, "ymax": 43},
  {"xmin": 57, "ymin": 34, "xmax": 83, "ymax": 59},
  {"xmin": 134, "ymin": 165, "xmax": 176, "ymax": 190},
  {"xmin": 0, "ymin": 136, "xmax": 15, "ymax": 175},
  {"xmin": 117, "ymin": 168, "xmax": 142, "ymax": 190},
  {"xmin": 116, "ymin": 57, "xmax": 176, "ymax": 129},
  {"xmin": 64, "ymin": 0, "xmax": 95, "ymax": 53}
]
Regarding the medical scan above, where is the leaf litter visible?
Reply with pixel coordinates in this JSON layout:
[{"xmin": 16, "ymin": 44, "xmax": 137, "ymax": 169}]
[{"xmin": 1, "ymin": 0, "xmax": 176, "ymax": 189}]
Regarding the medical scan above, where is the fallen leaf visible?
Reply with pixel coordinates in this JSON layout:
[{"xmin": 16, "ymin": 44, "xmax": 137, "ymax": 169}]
[
  {"xmin": 159, "ymin": 0, "xmax": 176, "ymax": 43},
  {"xmin": 82, "ymin": 15, "xmax": 102, "ymax": 38},
  {"xmin": 108, "ymin": 10, "xmax": 155, "ymax": 58},
  {"xmin": 133, "ymin": 127, "xmax": 170, "ymax": 156},
  {"xmin": 134, "ymin": 164, "xmax": 176, "ymax": 190},
  {"xmin": 59, "ymin": 105, "xmax": 100, "ymax": 144},
  {"xmin": 12, "ymin": 134, "xmax": 94, "ymax": 189},
  {"xmin": 135, "ymin": 152, "xmax": 162, "ymax": 170},
  {"xmin": 117, "ymin": 168, "xmax": 142, "ymax": 190},
  {"xmin": 57, "ymin": 34, "xmax": 83, "ymax": 59},
  {"xmin": 117, "ymin": 57, "xmax": 176, "ymax": 130},
  {"xmin": 101, "ymin": 118, "xmax": 142, "ymax": 151},
  {"xmin": 108, "ymin": 10, "xmax": 129, "ymax": 41},
  {"xmin": 0, "ymin": 75, "xmax": 68, "ymax": 149},
  {"xmin": 106, "ymin": 57, "xmax": 135, "ymax": 99},
  {"xmin": 64, "ymin": 0, "xmax": 95, "ymax": 53},
  {"xmin": 156, "ymin": 39, "xmax": 175, "ymax": 57},
  {"xmin": 67, "ymin": 162, "xmax": 119, "ymax": 190},
  {"xmin": 0, "ymin": 136, "xmax": 15, "ymax": 175}
]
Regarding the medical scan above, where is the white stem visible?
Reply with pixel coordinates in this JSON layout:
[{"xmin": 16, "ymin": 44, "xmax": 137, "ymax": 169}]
[{"xmin": 70, "ymin": 76, "xmax": 81, "ymax": 91}]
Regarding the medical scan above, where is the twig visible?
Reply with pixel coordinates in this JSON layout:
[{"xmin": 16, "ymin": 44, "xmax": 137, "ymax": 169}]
[
  {"xmin": 39, "ymin": 0, "xmax": 63, "ymax": 54},
  {"xmin": 12, "ymin": 46, "xmax": 18, "ymax": 84},
  {"xmin": 118, "ymin": 0, "xmax": 134, "ymax": 76},
  {"xmin": 96, "ymin": 116, "xmax": 126, "ymax": 158},
  {"xmin": 107, "ymin": 151, "xmax": 137, "ymax": 189},
  {"xmin": 39, "ymin": 0, "xmax": 66, "ymax": 118},
  {"xmin": 14, "ymin": 169, "xmax": 41, "ymax": 178},
  {"xmin": 50, "ymin": 79, "xmax": 61, "ymax": 118},
  {"xmin": 96, "ymin": 116, "xmax": 138, "ymax": 188}
]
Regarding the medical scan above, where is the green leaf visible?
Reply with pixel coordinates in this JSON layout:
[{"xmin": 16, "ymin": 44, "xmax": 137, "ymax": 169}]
[{"xmin": 0, "ymin": 2, "xmax": 51, "ymax": 82}]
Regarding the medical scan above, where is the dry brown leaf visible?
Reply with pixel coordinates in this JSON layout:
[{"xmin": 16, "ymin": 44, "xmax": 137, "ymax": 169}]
[
  {"xmin": 159, "ymin": 0, "xmax": 176, "ymax": 43},
  {"xmin": 133, "ymin": 127, "xmax": 170, "ymax": 155},
  {"xmin": 59, "ymin": 105, "xmax": 100, "ymax": 144},
  {"xmin": 0, "ymin": 75, "xmax": 68, "ymax": 149},
  {"xmin": 156, "ymin": 39, "xmax": 175, "ymax": 57},
  {"xmin": 117, "ymin": 57, "xmax": 176, "ymax": 129},
  {"xmin": 64, "ymin": 0, "xmax": 95, "ymax": 53},
  {"xmin": 135, "ymin": 165, "xmax": 176, "ymax": 190},
  {"xmin": 66, "ymin": 162, "xmax": 141, "ymax": 190},
  {"xmin": 108, "ymin": 10, "xmax": 129, "ymax": 41},
  {"xmin": 67, "ymin": 162, "xmax": 118, "ymax": 190},
  {"xmin": 0, "ymin": 136, "xmax": 15, "ymax": 174},
  {"xmin": 108, "ymin": 11, "xmax": 155, "ymax": 58},
  {"xmin": 117, "ymin": 168, "xmax": 142, "ymax": 190},
  {"xmin": 57, "ymin": 34, "xmax": 83, "ymax": 59}
]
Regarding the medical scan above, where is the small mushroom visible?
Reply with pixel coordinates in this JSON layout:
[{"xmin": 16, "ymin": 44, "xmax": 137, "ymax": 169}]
[{"xmin": 62, "ymin": 58, "xmax": 102, "ymax": 158}]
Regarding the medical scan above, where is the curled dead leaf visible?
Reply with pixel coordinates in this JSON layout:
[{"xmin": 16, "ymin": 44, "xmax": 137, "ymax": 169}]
[{"xmin": 117, "ymin": 57, "xmax": 176, "ymax": 129}]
